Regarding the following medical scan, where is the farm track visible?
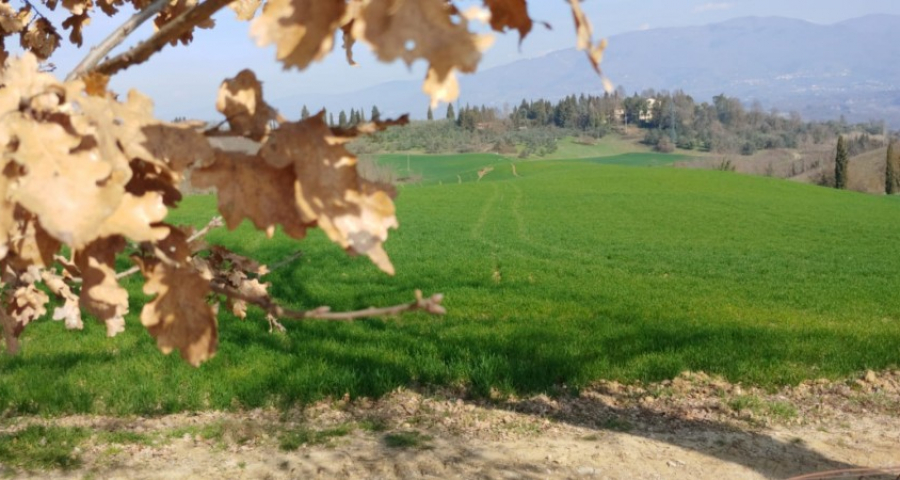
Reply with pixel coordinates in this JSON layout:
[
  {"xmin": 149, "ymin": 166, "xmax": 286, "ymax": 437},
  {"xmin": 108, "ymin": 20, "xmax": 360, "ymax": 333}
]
[{"xmin": 4, "ymin": 370, "xmax": 899, "ymax": 480}]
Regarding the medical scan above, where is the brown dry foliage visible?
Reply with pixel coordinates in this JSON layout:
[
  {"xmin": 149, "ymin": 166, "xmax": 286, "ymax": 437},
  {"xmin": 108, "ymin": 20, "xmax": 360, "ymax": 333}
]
[{"xmin": 0, "ymin": 0, "xmax": 604, "ymax": 365}]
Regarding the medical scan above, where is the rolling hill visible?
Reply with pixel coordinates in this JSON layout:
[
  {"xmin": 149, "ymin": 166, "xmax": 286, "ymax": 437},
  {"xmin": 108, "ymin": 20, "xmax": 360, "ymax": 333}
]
[{"xmin": 277, "ymin": 14, "xmax": 900, "ymax": 126}]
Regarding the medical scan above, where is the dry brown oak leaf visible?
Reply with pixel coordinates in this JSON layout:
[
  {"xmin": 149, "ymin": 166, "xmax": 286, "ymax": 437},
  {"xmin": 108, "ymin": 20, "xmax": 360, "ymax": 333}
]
[
  {"xmin": 0, "ymin": 4, "xmax": 32, "ymax": 34},
  {"xmin": 350, "ymin": 0, "xmax": 493, "ymax": 106},
  {"xmin": 483, "ymin": 0, "xmax": 532, "ymax": 40},
  {"xmin": 75, "ymin": 236, "xmax": 129, "ymax": 337},
  {"xmin": 191, "ymin": 149, "xmax": 311, "ymax": 239},
  {"xmin": 216, "ymin": 68, "xmax": 278, "ymax": 141},
  {"xmin": 261, "ymin": 112, "xmax": 402, "ymax": 274},
  {"xmin": 154, "ymin": 0, "xmax": 215, "ymax": 46},
  {"xmin": 20, "ymin": 17, "xmax": 61, "ymax": 59},
  {"xmin": 2, "ymin": 282, "xmax": 49, "ymax": 354},
  {"xmin": 139, "ymin": 258, "xmax": 218, "ymax": 367},
  {"xmin": 62, "ymin": 12, "xmax": 90, "ymax": 47},
  {"xmin": 193, "ymin": 114, "xmax": 402, "ymax": 274},
  {"xmin": 250, "ymin": 0, "xmax": 345, "ymax": 69}
]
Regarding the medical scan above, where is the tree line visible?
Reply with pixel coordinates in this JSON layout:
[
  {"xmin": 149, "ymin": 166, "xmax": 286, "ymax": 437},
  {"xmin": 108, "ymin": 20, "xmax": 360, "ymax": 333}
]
[{"xmin": 314, "ymin": 91, "xmax": 890, "ymax": 163}]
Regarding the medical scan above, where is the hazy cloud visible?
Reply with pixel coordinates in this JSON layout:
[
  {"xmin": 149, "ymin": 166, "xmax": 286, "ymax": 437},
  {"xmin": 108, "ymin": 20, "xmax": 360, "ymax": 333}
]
[
  {"xmin": 638, "ymin": 23, "xmax": 651, "ymax": 31},
  {"xmin": 694, "ymin": 2, "xmax": 734, "ymax": 13}
]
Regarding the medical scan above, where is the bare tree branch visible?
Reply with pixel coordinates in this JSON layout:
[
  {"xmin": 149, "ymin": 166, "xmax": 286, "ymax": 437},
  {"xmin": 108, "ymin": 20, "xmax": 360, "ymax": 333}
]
[
  {"xmin": 89, "ymin": 0, "xmax": 233, "ymax": 78},
  {"xmin": 210, "ymin": 283, "xmax": 447, "ymax": 322},
  {"xmin": 66, "ymin": 0, "xmax": 170, "ymax": 81}
]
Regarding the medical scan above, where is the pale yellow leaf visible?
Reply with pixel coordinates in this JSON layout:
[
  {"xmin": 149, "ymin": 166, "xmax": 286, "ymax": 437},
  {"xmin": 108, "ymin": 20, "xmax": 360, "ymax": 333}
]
[
  {"xmin": 75, "ymin": 236, "xmax": 129, "ymax": 337},
  {"xmin": 229, "ymin": 0, "xmax": 261, "ymax": 21},
  {"xmin": 568, "ymin": 0, "xmax": 609, "ymax": 87},
  {"xmin": 250, "ymin": 0, "xmax": 346, "ymax": 70}
]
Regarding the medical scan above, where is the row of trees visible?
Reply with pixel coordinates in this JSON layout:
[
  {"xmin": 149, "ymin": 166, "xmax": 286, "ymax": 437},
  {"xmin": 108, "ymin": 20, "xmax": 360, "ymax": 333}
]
[
  {"xmin": 511, "ymin": 91, "xmax": 886, "ymax": 156},
  {"xmin": 300, "ymin": 105, "xmax": 383, "ymax": 129},
  {"xmin": 832, "ymin": 135, "xmax": 899, "ymax": 194}
]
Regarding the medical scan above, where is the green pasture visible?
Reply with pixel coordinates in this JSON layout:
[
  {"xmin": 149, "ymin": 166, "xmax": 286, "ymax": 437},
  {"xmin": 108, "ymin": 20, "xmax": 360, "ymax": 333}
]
[
  {"xmin": 1, "ymin": 155, "xmax": 900, "ymax": 415},
  {"xmin": 543, "ymin": 135, "xmax": 652, "ymax": 160}
]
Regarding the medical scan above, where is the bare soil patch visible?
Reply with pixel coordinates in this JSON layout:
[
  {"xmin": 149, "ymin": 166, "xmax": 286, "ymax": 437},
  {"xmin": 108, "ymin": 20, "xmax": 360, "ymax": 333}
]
[{"xmin": 2, "ymin": 370, "xmax": 899, "ymax": 479}]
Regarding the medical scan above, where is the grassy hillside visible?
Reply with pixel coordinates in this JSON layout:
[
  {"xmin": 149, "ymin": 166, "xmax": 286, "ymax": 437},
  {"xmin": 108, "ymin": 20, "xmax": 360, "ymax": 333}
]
[{"xmin": 2, "ymin": 158, "xmax": 899, "ymax": 415}]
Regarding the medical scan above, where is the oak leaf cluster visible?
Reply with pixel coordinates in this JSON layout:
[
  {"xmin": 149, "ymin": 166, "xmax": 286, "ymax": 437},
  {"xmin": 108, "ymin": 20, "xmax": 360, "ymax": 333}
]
[{"xmin": 0, "ymin": 0, "xmax": 604, "ymax": 365}]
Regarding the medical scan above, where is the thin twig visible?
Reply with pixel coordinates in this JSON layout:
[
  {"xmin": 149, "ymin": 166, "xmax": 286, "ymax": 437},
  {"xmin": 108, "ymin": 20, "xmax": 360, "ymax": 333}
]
[
  {"xmin": 264, "ymin": 250, "xmax": 304, "ymax": 274},
  {"xmin": 21, "ymin": 0, "xmax": 50, "ymax": 21},
  {"xmin": 92, "ymin": 0, "xmax": 233, "ymax": 78},
  {"xmin": 210, "ymin": 283, "xmax": 447, "ymax": 321},
  {"xmin": 66, "ymin": 0, "xmax": 170, "ymax": 81},
  {"xmin": 188, "ymin": 216, "xmax": 224, "ymax": 244}
]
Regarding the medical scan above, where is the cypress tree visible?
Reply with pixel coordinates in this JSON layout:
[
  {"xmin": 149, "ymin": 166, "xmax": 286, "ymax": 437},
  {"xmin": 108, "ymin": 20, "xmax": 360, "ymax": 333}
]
[
  {"xmin": 446, "ymin": 103, "xmax": 455, "ymax": 122},
  {"xmin": 887, "ymin": 141, "xmax": 896, "ymax": 194},
  {"xmin": 427, "ymin": 106, "xmax": 434, "ymax": 121},
  {"xmin": 834, "ymin": 135, "xmax": 848, "ymax": 189},
  {"xmin": 338, "ymin": 110, "xmax": 348, "ymax": 128},
  {"xmin": 371, "ymin": 105, "xmax": 380, "ymax": 121},
  {"xmin": 300, "ymin": 105, "xmax": 310, "ymax": 120}
]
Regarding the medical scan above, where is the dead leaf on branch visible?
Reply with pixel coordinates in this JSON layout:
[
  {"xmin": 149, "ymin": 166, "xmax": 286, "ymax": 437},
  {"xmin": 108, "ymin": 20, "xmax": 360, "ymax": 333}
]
[
  {"xmin": 41, "ymin": 270, "xmax": 84, "ymax": 330},
  {"xmin": 204, "ymin": 244, "xmax": 271, "ymax": 320},
  {"xmin": 250, "ymin": 0, "xmax": 346, "ymax": 70},
  {"xmin": 229, "ymin": 0, "xmax": 260, "ymax": 21},
  {"xmin": 195, "ymin": 108, "xmax": 405, "ymax": 273},
  {"xmin": 155, "ymin": 0, "xmax": 215, "ymax": 46},
  {"xmin": 0, "ymin": 56, "xmax": 213, "ymax": 251},
  {"xmin": 20, "ymin": 17, "xmax": 61, "ymax": 60},
  {"xmin": 61, "ymin": 12, "xmax": 90, "ymax": 47},
  {"xmin": 82, "ymin": 71, "xmax": 110, "ymax": 97},
  {"xmin": 260, "ymin": 112, "xmax": 404, "ymax": 273},
  {"xmin": 6, "ymin": 119, "xmax": 131, "ymax": 248},
  {"xmin": 350, "ymin": 0, "xmax": 493, "ymax": 106},
  {"xmin": 568, "ymin": 0, "xmax": 612, "ymax": 91},
  {"xmin": 141, "ymin": 123, "xmax": 214, "ymax": 173},
  {"xmin": 216, "ymin": 69, "xmax": 277, "ymax": 141},
  {"xmin": 209, "ymin": 245, "xmax": 268, "ymax": 276},
  {"xmin": 0, "ymin": 4, "xmax": 32, "ymax": 34},
  {"xmin": 96, "ymin": 0, "xmax": 124, "ymax": 16},
  {"xmin": 61, "ymin": 0, "xmax": 91, "ymax": 16},
  {"xmin": 483, "ymin": 0, "xmax": 532, "ymax": 41},
  {"xmin": 6, "ymin": 207, "xmax": 61, "ymax": 271},
  {"xmin": 137, "ymin": 257, "xmax": 218, "ymax": 366},
  {"xmin": 1, "ymin": 269, "xmax": 50, "ymax": 354},
  {"xmin": 75, "ymin": 236, "xmax": 129, "ymax": 337},
  {"xmin": 191, "ymin": 149, "xmax": 311, "ymax": 239}
]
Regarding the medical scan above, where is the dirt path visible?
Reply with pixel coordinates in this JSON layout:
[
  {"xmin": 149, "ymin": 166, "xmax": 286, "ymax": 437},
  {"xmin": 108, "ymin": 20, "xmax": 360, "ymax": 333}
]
[{"xmin": 3, "ymin": 371, "xmax": 899, "ymax": 479}]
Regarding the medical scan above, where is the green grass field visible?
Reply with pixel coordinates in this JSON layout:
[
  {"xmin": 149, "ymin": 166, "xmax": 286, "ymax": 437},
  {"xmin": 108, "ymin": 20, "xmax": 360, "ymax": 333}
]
[{"xmin": 2, "ymin": 151, "xmax": 900, "ymax": 416}]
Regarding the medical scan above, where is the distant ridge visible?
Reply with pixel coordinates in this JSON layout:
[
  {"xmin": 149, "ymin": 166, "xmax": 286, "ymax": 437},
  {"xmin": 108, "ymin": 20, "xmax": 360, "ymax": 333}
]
[{"xmin": 275, "ymin": 14, "xmax": 900, "ymax": 127}]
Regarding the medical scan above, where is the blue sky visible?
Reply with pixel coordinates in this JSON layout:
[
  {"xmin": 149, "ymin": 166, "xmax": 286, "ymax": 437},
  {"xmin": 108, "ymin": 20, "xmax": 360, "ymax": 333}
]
[{"xmin": 41, "ymin": 0, "xmax": 900, "ymax": 120}]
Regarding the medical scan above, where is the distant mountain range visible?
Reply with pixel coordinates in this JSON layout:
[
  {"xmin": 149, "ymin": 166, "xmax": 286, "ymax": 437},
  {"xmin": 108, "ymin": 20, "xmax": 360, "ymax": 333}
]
[{"xmin": 274, "ymin": 14, "xmax": 900, "ymax": 127}]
